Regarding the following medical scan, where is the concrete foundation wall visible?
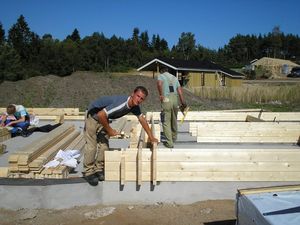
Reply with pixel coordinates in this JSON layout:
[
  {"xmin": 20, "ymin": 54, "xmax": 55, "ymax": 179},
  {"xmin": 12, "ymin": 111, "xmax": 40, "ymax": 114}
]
[{"xmin": 0, "ymin": 180, "xmax": 298, "ymax": 210}]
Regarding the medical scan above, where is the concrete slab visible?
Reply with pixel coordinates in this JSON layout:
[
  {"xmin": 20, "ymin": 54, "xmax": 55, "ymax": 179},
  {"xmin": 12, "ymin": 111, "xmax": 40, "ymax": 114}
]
[{"xmin": 0, "ymin": 179, "xmax": 298, "ymax": 209}]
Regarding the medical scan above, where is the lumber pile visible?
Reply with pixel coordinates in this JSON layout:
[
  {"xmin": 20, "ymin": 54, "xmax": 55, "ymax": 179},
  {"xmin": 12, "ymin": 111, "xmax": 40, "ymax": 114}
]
[
  {"xmin": 149, "ymin": 111, "xmax": 300, "ymax": 122},
  {"xmin": 106, "ymin": 111, "xmax": 300, "ymax": 184},
  {"xmin": 0, "ymin": 127, "xmax": 11, "ymax": 142},
  {"xmin": 0, "ymin": 143, "xmax": 6, "ymax": 154},
  {"xmin": 38, "ymin": 133, "xmax": 85, "ymax": 179},
  {"xmin": 7, "ymin": 123, "xmax": 83, "ymax": 178},
  {"xmin": 0, "ymin": 107, "xmax": 80, "ymax": 116},
  {"xmin": 189, "ymin": 121, "xmax": 300, "ymax": 143}
]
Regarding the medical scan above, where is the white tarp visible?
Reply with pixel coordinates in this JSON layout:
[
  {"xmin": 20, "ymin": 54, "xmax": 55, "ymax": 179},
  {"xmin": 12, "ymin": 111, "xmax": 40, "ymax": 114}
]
[
  {"xmin": 237, "ymin": 189, "xmax": 300, "ymax": 225},
  {"xmin": 43, "ymin": 149, "xmax": 81, "ymax": 168}
]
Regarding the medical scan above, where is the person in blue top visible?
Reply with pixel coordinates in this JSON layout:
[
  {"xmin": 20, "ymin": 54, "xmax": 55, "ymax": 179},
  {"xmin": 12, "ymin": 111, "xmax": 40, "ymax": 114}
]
[
  {"xmin": 157, "ymin": 66, "xmax": 186, "ymax": 148},
  {"xmin": 0, "ymin": 104, "xmax": 30, "ymax": 136},
  {"xmin": 84, "ymin": 86, "xmax": 158, "ymax": 186}
]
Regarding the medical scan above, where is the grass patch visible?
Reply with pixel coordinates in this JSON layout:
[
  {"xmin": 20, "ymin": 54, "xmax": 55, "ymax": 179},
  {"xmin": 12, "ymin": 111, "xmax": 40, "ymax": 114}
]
[{"xmin": 191, "ymin": 84, "xmax": 300, "ymax": 111}]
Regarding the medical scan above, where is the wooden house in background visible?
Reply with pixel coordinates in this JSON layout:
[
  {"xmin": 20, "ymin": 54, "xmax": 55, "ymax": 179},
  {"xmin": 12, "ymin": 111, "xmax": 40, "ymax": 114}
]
[
  {"xmin": 250, "ymin": 57, "xmax": 300, "ymax": 78},
  {"xmin": 137, "ymin": 57, "xmax": 244, "ymax": 88}
]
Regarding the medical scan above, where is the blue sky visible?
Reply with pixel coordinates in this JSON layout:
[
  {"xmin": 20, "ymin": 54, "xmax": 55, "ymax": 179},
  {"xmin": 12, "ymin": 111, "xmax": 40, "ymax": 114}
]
[{"xmin": 1, "ymin": 0, "xmax": 300, "ymax": 50}]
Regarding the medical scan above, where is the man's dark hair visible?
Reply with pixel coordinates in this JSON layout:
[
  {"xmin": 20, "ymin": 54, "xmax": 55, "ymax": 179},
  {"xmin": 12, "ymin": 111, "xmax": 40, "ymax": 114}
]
[
  {"xmin": 6, "ymin": 104, "xmax": 16, "ymax": 115},
  {"xmin": 134, "ymin": 86, "xmax": 148, "ymax": 97},
  {"xmin": 159, "ymin": 66, "xmax": 169, "ymax": 73}
]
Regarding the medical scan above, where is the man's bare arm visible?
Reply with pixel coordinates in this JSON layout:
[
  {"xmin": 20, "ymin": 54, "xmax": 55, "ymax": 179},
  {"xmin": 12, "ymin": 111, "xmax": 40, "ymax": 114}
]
[
  {"xmin": 138, "ymin": 115, "xmax": 158, "ymax": 143},
  {"xmin": 97, "ymin": 110, "xmax": 119, "ymax": 137}
]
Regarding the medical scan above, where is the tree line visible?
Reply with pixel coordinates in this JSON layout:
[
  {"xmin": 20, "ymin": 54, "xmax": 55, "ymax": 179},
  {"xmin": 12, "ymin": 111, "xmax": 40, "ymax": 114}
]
[{"xmin": 1, "ymin": 15, "xmax": 300, "ymax": 82}]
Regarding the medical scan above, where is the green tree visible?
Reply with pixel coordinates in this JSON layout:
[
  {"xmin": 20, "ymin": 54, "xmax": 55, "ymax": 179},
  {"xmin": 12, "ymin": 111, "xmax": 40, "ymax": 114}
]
[
  {"xmin": 140, "ymin": 31, "xmax": 149, "ymax": 51},
  {"xmin": 80, "ymin": 32, "xmax": 107, "ymax": 71},
  {"xmin": 0, "ymin": 22, "xmax": 5, "ymax": 46},
  {"xmin": 66, "ymin": 28, "xmax": 81, "ymax": 42},
  {"xmin": 0, "ymin": 45, "xmax": 22, "ymax": 81},
  {"xmin": 270, "ymin": 25, "xmax": 282, "ymax": 58},
  {"xmin": 7, "ymin": 15, "xmax": 32, "ymax": 62},
  {"xmin": 38, "ymin": 34, "xmax": 62, "ymax": 75},
  {"xmin": 132, "ymin": 27, "xmax": 139, "ymax": 47},
  {"xmin": 176, "ymin": 32, "xmax": 196, "ymax": 60},
  {"xmin": 61, "ymin": 38, "xmax": 81, "ymax": 74}
]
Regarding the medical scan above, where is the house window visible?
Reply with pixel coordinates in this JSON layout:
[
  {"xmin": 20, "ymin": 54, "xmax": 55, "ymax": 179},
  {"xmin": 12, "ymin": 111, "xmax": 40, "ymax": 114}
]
[
  {"xmin": 201, "ymin": 73, "xmax": 205, "ymax": 86},
  {"xmin": 221, "ymin": 74, "xmax": 226, "ymax": 86}
]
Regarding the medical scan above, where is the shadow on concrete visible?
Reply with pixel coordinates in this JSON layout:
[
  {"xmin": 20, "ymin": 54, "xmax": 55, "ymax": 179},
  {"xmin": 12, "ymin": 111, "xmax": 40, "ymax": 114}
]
[{"xmin": 204, "ymin": 219, "xmax": 236, "ymax": 225}]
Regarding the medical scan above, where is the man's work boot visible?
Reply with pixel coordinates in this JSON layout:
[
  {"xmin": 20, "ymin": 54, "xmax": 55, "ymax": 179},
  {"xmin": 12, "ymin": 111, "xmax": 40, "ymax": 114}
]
[
  {"xmin": 84, "ymin": 173, "xmax": 99, "ymax": 186},
  {"xmin": 96, "ymin": 171, "xmax": 105, "ymax": 181}
]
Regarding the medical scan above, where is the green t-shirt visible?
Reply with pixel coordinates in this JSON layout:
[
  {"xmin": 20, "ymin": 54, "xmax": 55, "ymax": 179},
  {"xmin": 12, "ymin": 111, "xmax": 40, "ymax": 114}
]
[{"xmin": 157, "ymin": 72, "xmax": 180, "ymax": 96}]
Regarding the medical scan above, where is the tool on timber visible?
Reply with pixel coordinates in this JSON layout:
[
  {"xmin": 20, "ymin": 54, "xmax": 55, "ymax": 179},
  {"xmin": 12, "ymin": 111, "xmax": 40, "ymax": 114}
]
[{"xmin": 180, "ymin": 104, "xmax": 189, "ymax": 124}]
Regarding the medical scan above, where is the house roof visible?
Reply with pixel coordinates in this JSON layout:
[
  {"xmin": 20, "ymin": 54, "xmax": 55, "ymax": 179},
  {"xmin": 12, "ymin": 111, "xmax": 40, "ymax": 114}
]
[{"xmin": 137, "ymin": 57, "xmax": 244, "ymax": 78}]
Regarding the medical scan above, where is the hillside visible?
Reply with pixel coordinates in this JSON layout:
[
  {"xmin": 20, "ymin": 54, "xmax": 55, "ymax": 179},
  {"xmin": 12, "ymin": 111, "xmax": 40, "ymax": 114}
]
[{"xmin": 0, "ymin": 71, "xmax": 241, "ymax": 112}]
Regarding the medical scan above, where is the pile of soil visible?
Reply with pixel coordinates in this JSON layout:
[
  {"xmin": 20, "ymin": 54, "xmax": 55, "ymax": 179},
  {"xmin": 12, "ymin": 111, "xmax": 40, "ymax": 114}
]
[{"xmin": 0, "ymin": 71, "xmax": 241, "ymax": 111}]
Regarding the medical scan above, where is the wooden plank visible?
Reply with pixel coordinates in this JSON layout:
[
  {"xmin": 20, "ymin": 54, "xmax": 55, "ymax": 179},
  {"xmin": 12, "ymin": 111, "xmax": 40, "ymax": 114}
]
[
  {"xmin": 137, "ymin": 128, "xmax": 145, "ymax": 186},
  {"xmin": 26, "ymin": 108, "xmax": 80, "ymax": 116},
  {"xmin": 196, "ymin": 136, "xmax": 299, "ymax": 143},
  {"xmin": 29, "ymin": 130, "xmax": 80, "ymax": 170},
  {"xmin": 106, "ymin": 161, "xmax": 300, "ymax": 172},
  {"xmin": 40, "ymin": 134, "xmax": 85, "ymax": 177},
  {"xmin": 0, "ymin": 107, "xmax": 79, "ymax": 116},
  {"xmin": 9, "ymin": 124, "xmax": 75, "ymax": 166},
  {"xmin": 0, "ymin": 143, "xmax": 6, "ymax": 154},
  {"xmin": 120, "ymin": 155, "xmax": 126, "ymax": 185},
  {"xmin": 149, "ymin": 111, "xmax": 300, "ymax": 122},
  {"xmin": 190, "ymin": 122, "xmax": 300, "ymax": 136},
  {"xmin": 105, "ymin": 150, "xmax": 300, "ymax": 162},
  {"xmin": 151, "ymin": 115, "xmax": 157, "ymax": 185},
  {"xmin": 0, "ymin": 167, "xmax": 9, "ymax": 177},
  {"xmin": 105, "ymin": 171, "xmax": 300, "ymax": 182}
]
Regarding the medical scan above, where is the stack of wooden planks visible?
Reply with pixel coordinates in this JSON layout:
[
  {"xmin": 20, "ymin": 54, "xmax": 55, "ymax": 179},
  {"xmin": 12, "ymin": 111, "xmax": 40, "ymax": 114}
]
[
  {"xmin": 149, "ymin": 111, "xmax": 300, "ymax": 122},
  {"xmin": 105, "ymin": 147, "xmax": 300, "ymax": 182},
  {"xmin": 7, "ymin": 123, "xmax": 83, "ymax": 178},
  {"xmin": 189, "ymin": 122, "xmax": 300, "ymax": 143},
  {"xmin": 38, "ymin": 133, "xmax": 85, "ymax": 179},
  {"xmin": 0, "ymin": 107, "xmax": 80, "ymax": 116},
  {"xmin": 106, "ymin": 111, "xmax": 300, "ymax": 184},
  {"xmin": 0, "ymin": 127, "xmax": 11, "ymax": 142}
]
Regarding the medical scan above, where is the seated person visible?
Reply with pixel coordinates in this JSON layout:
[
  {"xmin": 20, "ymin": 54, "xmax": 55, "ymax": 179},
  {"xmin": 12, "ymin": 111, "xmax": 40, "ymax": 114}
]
[{"xmin": 0, "ymin": 104, "xmax": 30, "ymax": 136}]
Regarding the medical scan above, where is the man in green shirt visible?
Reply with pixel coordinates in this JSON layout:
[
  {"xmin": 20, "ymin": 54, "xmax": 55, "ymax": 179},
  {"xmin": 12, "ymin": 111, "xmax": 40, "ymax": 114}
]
[{"xmin": 157, "ymin": 67, "xmax": 186, "ymax": 148}]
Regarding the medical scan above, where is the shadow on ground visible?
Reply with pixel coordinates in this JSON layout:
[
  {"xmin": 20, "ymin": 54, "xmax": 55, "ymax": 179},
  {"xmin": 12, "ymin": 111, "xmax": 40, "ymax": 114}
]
[{"xmin": 204, "ymin": 219, "xmax": 236, "ymax": 225}]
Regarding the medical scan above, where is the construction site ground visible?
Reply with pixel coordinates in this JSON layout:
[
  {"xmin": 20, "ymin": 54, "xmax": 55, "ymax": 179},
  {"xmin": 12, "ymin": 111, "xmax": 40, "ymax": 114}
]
[{"xmin": 0, "ymin": 200, "xmax": 236, "ymax": 225}]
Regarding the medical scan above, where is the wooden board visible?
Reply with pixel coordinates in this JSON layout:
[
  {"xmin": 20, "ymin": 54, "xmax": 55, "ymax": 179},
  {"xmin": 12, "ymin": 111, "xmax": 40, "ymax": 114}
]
[{"xmin": 105, "ymin": 148, "xmax": 300, "ymax": 182}]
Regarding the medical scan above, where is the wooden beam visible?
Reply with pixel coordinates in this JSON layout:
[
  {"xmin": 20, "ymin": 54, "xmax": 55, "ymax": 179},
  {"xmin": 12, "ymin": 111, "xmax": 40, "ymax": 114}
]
[
  {"xmin": 8, "ymin": 124, "xmax": 75, "ymax": 171},
  {"xmin": 151, "ymin": 114, "xmax": 157, "ymax": 185},
  {"xmin": 120, "ymin": 154, "xmax": 126, "ymax": 185},
  {"xmin": 149, "ymin": 111, "xmax": 300, "ymax": 122},
  {"xmin": 137, "ymin": 128, "xmax": 145, "ymax": 186}
]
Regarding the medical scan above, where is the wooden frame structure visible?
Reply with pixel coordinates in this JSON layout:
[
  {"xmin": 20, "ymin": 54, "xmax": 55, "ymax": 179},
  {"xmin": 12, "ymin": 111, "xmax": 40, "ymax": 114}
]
[
  {"xmin": 1, "ymin": 109, "xmax": 299, "ymax": 183},
  {"xmin": 105, "ymin": 111, "xmax": 300, "ymax": 184}
]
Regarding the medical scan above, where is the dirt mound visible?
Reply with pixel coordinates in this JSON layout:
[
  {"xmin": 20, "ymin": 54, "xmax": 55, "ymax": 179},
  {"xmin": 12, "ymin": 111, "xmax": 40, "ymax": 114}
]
[{"xmin": 0, "ymin": 71, "xmax": 239, "ymax": 111}]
